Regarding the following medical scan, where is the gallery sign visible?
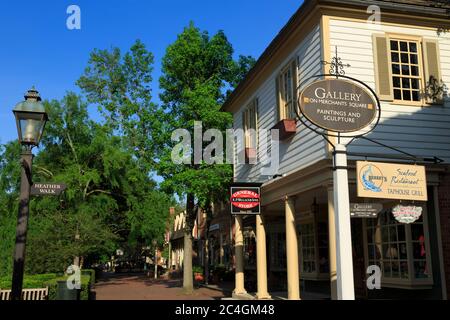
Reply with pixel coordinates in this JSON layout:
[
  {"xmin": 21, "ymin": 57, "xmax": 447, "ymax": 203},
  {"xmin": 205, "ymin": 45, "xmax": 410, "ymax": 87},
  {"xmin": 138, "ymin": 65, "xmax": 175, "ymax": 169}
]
[
  {"xmin": 31, "ymin": 183, "xmax": 67, "ymax": 196},
  {"xmin": 357, "ymin": 161, "xmax": 427, "ymax": 201},
  {"xmin": 392, "ymin": 205, "xmax": 423, "ymax": 224},
  {"xmin": 350, "ymin": 203, "xmax": 383, "ymax": 218},
  {"xmin": 230, "ymin": 185, "xmax": 261, "ymax": 215},
  {"xmin": 298, "ymin": 78, "xmax": 377, "ymax": 132}
]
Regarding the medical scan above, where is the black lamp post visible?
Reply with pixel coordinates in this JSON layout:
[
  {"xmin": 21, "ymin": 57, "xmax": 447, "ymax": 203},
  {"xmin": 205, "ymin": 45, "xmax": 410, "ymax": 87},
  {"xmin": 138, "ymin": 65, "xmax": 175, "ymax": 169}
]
[{"xmin": 10, "ymin": 87, "xmax": 48, "ymax": 300}]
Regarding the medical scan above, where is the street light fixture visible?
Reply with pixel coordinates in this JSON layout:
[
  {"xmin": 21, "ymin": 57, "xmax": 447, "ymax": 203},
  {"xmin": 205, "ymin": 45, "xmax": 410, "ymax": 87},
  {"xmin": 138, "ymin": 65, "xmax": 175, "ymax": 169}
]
[{"xmin": 10, "ymin": 87, "xmax": 48, "ymax": 300}]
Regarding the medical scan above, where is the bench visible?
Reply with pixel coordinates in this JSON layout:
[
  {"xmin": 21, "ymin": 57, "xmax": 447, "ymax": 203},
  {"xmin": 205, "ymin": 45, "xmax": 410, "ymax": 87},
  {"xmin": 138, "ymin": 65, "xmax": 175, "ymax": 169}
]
[{"xmin": 0, "ymin": 287, "xmax": 49, "ymax": 300}]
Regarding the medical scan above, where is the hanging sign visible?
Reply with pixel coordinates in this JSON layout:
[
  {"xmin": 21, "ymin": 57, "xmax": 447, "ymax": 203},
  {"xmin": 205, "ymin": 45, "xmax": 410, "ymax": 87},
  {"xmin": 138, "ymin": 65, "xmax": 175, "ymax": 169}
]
[
  {"xmin": 350, "ymin": 203, "xmax": 383, "ymax": 218},
  {"xmin": 357, "ymin": 161, "xmax": 427, "ymax": 201},
  {"xmin": 230, "ymin": 186, "xmax": 261, "ymax": 215},
  {"xmin": 31, "ymin": 183, "xmax": 67, "ymax": 196},
  {"xmin": 392, "ymin": 205, "xmax": 423, "ymax": 224},
  {"xmin": 298, "ymin": 78, "xmax": 377, "ymax": 132}
]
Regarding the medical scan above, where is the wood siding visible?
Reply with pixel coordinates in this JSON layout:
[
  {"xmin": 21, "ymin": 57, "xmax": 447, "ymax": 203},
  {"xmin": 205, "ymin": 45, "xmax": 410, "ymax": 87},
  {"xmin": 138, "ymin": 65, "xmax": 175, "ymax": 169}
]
[
  {"xmin": 328, "ymin": 18, "xmax": 450, "ymax": 163},
  {"xmin": 233, "ymin": 24, "xmax": 327, "ymax": 183}
]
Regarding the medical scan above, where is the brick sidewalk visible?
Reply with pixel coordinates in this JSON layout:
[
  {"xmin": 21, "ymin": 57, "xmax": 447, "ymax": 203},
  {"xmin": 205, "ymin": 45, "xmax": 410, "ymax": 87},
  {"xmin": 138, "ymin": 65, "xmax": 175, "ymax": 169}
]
[{"xmin": 94, "ymin": 273, "xmax": 226, "ymax": 300}]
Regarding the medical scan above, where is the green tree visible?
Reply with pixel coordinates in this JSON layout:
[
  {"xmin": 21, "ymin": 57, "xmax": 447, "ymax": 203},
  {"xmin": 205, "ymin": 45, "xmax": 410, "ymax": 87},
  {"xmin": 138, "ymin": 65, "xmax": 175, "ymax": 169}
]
[{"xmin": 158, "ymin": 22, "xmax": 255, "ymax": 292}]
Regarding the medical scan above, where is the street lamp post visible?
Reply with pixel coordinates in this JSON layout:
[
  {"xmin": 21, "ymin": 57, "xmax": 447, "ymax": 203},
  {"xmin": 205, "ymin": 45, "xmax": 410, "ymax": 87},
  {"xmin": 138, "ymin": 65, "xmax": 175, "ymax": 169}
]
[{"xmin": 10, "ymin": 87, "xmax": 48, "ymax": 300}]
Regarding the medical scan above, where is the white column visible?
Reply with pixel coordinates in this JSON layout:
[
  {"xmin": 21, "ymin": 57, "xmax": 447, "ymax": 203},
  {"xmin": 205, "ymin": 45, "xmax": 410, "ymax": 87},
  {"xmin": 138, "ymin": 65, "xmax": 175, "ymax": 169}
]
[
  {"xmin": 285, "ymin": 196, "xmax": 300, "ymax": 300},
  {"xmin": 256, "ymin": 214, "xmax": 271, "ymax": 299},
  {"xmin": 233, "ymin": 215, "xmax": 247, "ymax": 296},
  {"xmin": 327, "ymin": 186, "xmax": 338, "ymax": 300},
  {"xmin": 333, "ymin": 144, "xmax": 355, "ymax": 300}
]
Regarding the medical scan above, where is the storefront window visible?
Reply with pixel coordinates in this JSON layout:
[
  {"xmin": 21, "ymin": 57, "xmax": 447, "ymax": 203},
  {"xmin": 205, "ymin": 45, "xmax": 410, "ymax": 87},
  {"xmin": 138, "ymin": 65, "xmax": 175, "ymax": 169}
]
[
  {"xmin": 366, "ymin": 206, "xmax": 432, "ymax": 286},
  {"xmin": 269, "ymin": 231, "xmax": 286, "ymax": 269},
  {"xmin": 244, "ymin": 229, "xmax": 256, "ymax": 267},
  {"xmin": 298, "ymin": 221, "xmax": 329, "ymax": 278},
  {"xmin": 300, "ymin": 223, "xmax": 316, "ymax": 273}
]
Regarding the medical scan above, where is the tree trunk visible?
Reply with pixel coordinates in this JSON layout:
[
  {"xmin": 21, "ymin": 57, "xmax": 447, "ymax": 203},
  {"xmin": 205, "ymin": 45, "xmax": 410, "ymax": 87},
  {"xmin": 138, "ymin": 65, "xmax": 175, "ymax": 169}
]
[
  {"xmin": 183, "ymin": 193, "xmax": 195, "ymax": 293},
  {"xmin": 204, "ymin": 238, "xmax": 209, "ymax": 285}
]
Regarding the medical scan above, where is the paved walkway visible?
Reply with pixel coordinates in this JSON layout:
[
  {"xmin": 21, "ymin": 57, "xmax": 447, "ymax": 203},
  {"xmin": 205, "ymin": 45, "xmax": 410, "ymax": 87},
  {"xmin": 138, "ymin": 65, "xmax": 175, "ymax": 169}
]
[{"xmin": 94, "ymin": 273, "xmax": 226, "ymax": 300}]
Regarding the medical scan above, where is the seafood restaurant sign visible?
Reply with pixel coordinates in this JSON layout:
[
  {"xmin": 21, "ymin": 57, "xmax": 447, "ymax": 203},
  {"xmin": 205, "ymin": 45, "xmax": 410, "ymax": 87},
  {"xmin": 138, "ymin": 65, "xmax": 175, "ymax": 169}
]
[
  {"xmin": 299, "ymin": 79, "xmax": 377, "ymax": 132},
  {"xmin": 357, "ymin": 161, "xmax": 427, "ymax": 201}
]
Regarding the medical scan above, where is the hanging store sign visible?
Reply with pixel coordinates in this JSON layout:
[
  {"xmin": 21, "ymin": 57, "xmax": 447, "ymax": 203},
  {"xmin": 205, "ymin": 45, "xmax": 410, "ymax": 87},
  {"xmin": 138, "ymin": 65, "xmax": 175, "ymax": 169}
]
[
  {"xmin": 298, "ymin": 78, "xmax": 377, "ymax": 132},
  {"xmin": 350, "ymin": 203, "xmax": 382, "ymax": 218},
  {"xmin": 392, "ymin": 205, "xmax": 423, "ymax": 224},
  {"xmin": 357, "ymin": 161, "xmax": 427, "ymax": 201},
  {"xmin": 230, "ymin": 186, "xmax": 261, "ymax": 215},
  {"xmin": 31, "ymin": 183, "xmax": 67, "ymax": 196}
]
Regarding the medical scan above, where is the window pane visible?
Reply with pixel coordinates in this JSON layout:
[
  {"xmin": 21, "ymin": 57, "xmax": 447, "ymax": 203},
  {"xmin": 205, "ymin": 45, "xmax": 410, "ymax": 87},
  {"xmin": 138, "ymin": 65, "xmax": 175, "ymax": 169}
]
[
  {"xmin": 401, "ymin": 53, "xmax": 409, "ymax": 63},
  {"xmin": 399, "ymin": 243, "xmax": 407, "ymax": 259},
  {"xmin": 411, "ymin": 66, "xmax": 419, "ymax": 76},
  {"xmin": 393, "ymin": 77, "xmax": 401, "ymax": 88},
  {"xmin": 409, "ymin": 42, "xmax": 417, "ymax": 53},
  {"xmin": 412, "ymin": 91, "xmax": 420, "ymax": 101},
  {"xmin": 410, "ymin": 54, "xmax": 418, "ymax": 65},
  {"xmin": 400, "ymin": 41, "xmax": 408, "ymax": 51},
  {"xmin": 390, "ymin": 41, "xmax": 399, "ymax": 51},
  {"xmin": 394, "ymin": 89, "xmax": 402, "ymax": 100},
  {"xmin": 403, "ymin": 90, "xmax": 411, "ymax": 101},
  {"xmin": 402, "ymin": 78, "xmax": 410, "ymax": 89},
  {"xmin": 414, "ymin": 261, "xmax": 429, "ymax": 279},
  {"xmin": 400, "ymin": 261, "xmax": 409, "ymax": 279},
  {"xmin": 391, "ymin": 52, "xmax": 399, "ymax": 63},
  {"xmin": 401, "ymin": 65, "xmax": 410, "ymax": 75},
  {"xmin": 398, "ymin": 225, "xmax": 405, "ymax": 241},
  {"xmin": 392, "ymin": 64, "xmax": 400, "ymax": 75},
  {"xmin": 413, "ymin": 242, "xmax": 425, "ymax": 259},
  {"xmin": 383, "ymin": 261, "xmax": 392, "ymax": 277},
  {"xmin": 411, "ymin": 79, "xmax": 419, "ymax": 89},
  {"xmin": 412, "ymin": 223, "xmax": 424, "ymax": 240}
]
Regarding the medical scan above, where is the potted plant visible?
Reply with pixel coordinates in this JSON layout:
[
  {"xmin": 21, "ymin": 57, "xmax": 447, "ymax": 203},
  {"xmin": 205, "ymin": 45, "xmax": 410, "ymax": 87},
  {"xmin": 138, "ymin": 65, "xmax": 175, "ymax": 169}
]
[{"xmin": 193, "ymin": 266, "xmax": 204, "ymax": 282}]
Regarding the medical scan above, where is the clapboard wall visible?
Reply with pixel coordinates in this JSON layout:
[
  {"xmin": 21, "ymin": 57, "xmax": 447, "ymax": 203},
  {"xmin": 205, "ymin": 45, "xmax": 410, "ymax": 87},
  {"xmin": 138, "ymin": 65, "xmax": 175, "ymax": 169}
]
[
  {"xmin": 233, "ymin": 24, "xmax": 327, "ymax": 183},
  {"xmin": 328, "ymin": 18, "xmax": 450, "ymax": 163}
]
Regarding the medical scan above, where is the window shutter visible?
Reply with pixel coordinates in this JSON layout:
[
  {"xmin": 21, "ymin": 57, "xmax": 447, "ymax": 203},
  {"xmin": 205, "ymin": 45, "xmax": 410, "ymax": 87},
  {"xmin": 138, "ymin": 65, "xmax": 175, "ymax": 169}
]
[
  {"xmin": 275, "ymin": 76, "xmax": 281, "ymax": 121},
  {"xmin": 291, "ymin": 59, "xmax": 299, "ymax": 119},
  {"xmin": 373, "ymin": 34, "xmax": 393, "ymax": 101},
  {"xmin": 423, "ymin": 39, "xmax": 443, "ymax": 104}
]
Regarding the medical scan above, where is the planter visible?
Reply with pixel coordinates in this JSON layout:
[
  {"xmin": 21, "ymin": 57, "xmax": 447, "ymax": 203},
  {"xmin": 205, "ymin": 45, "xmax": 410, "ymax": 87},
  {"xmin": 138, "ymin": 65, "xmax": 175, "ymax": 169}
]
[
  {"xmin": 271, "ymin": 119, "xmax": 297, "ymax": 140},
  {"xmin": 194, "ymin": 273, "xmax": 204, "ymax": 282}
]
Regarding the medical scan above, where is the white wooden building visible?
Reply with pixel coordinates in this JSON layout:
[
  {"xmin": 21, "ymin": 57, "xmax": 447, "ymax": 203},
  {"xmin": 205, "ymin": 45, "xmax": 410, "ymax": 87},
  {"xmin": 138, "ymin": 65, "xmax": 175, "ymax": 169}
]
[{"xmin": 223, "ymin": 0, "xmax": 450, "ymax": 300}]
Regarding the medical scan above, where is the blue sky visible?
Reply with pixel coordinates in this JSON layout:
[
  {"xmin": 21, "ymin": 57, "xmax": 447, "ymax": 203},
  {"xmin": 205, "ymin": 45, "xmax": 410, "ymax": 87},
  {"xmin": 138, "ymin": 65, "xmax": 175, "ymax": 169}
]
[{"xmin": 0, "ymin": 0, "xmax": 302, "ymax": 144}]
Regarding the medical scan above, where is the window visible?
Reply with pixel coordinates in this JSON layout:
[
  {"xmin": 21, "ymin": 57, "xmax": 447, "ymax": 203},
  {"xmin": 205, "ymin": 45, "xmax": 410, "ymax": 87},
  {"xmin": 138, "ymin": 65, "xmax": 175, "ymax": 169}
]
[
  {"xmin": 243, "ymin": 228, "xmax": 256, "ymax": 267},
  {"xmin": 243, "ymin": 99, "xmax": 258, "ymax": 150},
  {"xmin": 269, "ymin": 231, "xmax": 286, "ymax": 270},
  {"xmin": 390, "ymin": 39, "xmax": 422, "ymax": 102},
  {"xmin": 300, "ymin": 223, "xmax": 316, "ymax": 273},
  {"xmin": 366, "ymin": 205, "xmax": 432, "ymax": 287},
  {"xmin": 298, "ymin": 221, "xmax": 329, "ymax": 278},
  {"xmin": 277, "ymin": 61, "xmax": 298, "ymax": 120}
]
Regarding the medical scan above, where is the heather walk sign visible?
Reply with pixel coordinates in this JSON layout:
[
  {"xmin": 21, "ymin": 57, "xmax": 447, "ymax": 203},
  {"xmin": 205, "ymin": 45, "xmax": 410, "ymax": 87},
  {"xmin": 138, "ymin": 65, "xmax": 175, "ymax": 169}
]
[
  {"xmin": 31, "ymin": 183, "xmax": 67, "ymax": 196},
  {"xmin": 356, "ymin": 161, "xmax": 427, "ymax": 201},
  {"xmin": 298, "ymin": 78, "xmax": 377, "ymax": 133}
]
